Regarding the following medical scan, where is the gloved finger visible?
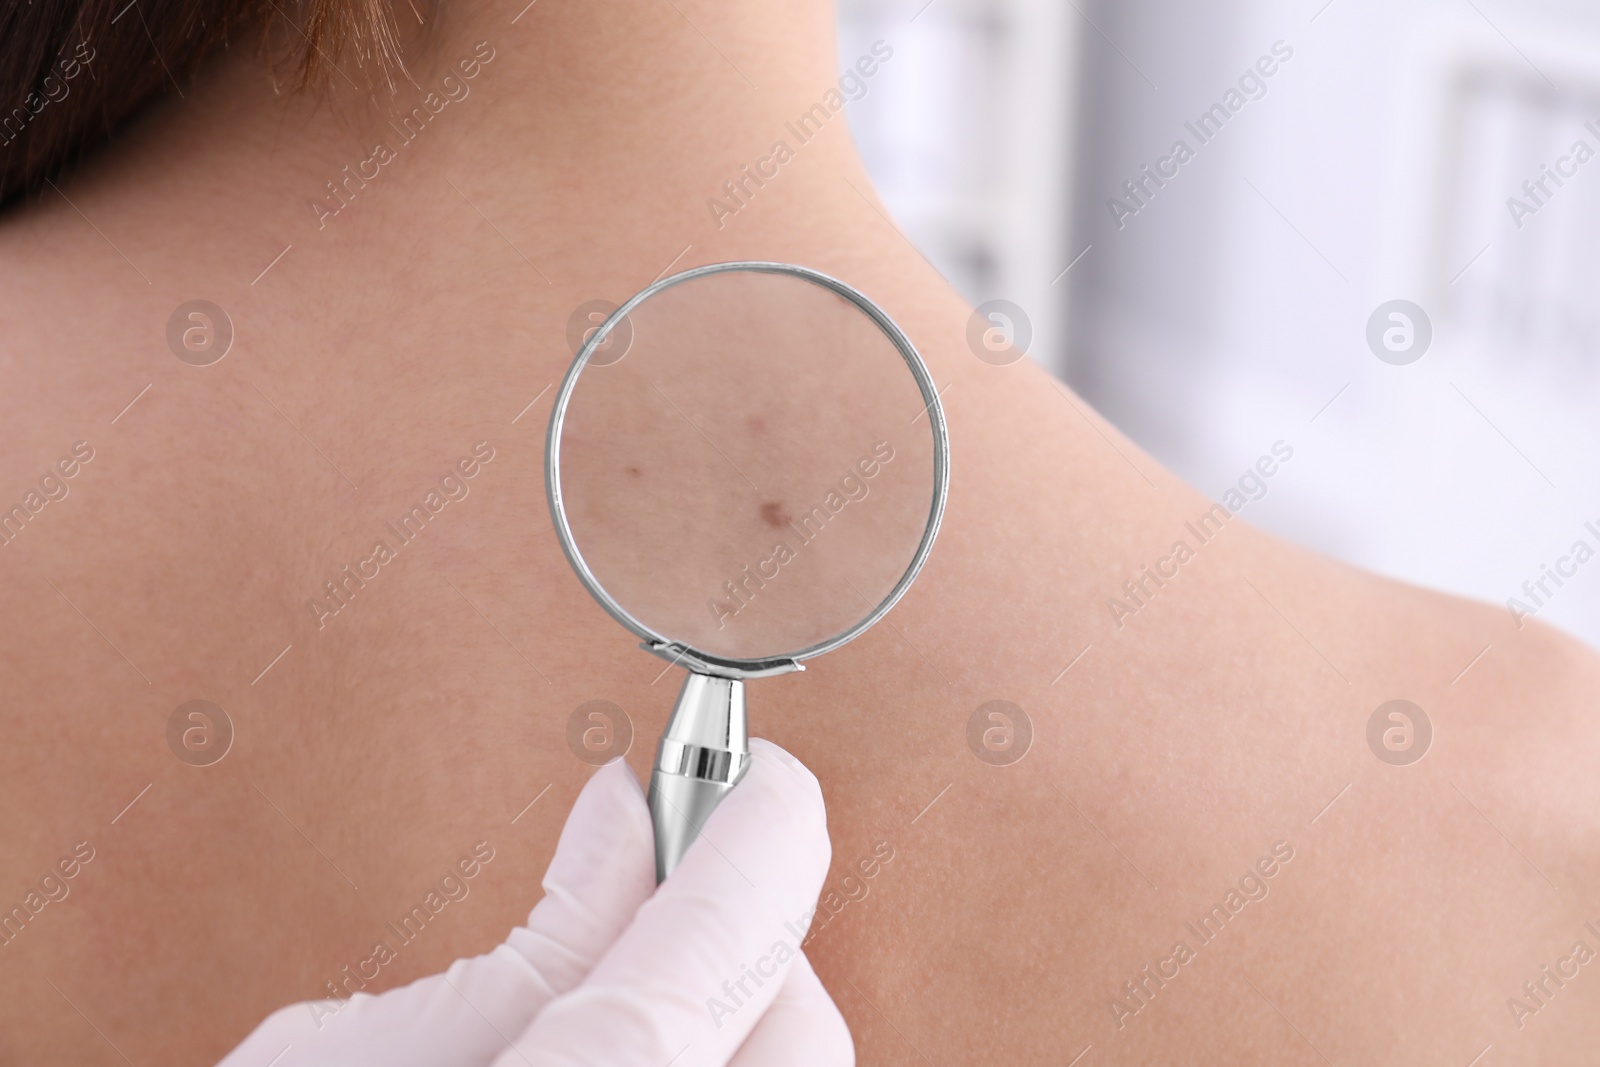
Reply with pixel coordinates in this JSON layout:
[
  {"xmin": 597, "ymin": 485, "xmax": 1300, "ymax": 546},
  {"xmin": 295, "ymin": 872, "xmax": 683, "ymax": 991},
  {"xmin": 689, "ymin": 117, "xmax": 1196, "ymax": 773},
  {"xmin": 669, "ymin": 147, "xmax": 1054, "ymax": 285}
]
[
  {"xmin": 494, "ymin": 738, "xmax": 833, "ymax": 1067},
  {"xmin": 726, "ymin": 954, "xmax": 854, "ymax": 1067},
  {"xmin": 503, "ymin": 756, "xmax": 658, "ymax": 1002},
  {"xmin": 217, "ymin": 757, "xmax": 656, "ymax": 1067}
]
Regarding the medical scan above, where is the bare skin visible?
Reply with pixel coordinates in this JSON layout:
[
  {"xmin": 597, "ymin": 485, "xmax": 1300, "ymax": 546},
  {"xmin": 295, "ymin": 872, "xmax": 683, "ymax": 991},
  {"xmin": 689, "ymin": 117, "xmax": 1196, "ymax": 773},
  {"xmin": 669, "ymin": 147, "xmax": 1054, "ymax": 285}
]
[{"xmin": 2, "ymin": 1, "xmax": 1597, "ymax": 1063}]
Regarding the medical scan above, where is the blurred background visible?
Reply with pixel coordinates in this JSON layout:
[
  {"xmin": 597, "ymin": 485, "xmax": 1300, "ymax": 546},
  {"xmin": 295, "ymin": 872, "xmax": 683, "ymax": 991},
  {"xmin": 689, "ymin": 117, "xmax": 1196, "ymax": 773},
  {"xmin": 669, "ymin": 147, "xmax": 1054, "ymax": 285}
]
[{"xmin": 838, "ymin": 0, "xmax": 1600, "ymax": 648}]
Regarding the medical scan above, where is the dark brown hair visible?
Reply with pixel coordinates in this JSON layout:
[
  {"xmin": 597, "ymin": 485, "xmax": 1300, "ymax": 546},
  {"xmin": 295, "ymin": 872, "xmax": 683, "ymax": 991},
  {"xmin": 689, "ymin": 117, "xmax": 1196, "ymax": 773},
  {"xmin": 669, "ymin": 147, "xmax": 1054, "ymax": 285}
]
[{"xmin": 0, "ymin": 0, "xmax": 403, "ymax": 208}]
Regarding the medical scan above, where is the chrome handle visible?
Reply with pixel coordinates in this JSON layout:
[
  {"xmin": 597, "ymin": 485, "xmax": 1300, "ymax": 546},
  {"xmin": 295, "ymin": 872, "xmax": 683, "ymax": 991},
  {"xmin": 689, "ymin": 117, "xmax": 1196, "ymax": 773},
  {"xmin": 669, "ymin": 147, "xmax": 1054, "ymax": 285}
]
[{"xmin": 646, "ymin": 672, "xmax": 749, "ymax": 883}]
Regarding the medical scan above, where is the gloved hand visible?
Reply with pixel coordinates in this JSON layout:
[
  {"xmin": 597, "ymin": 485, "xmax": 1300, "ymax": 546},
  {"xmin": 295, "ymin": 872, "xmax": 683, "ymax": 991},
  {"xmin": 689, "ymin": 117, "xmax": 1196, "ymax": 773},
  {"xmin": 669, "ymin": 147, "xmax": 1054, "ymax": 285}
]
[{"xmin": 218, "ymin": 739, "xmax": 852, "ymax": 1066}]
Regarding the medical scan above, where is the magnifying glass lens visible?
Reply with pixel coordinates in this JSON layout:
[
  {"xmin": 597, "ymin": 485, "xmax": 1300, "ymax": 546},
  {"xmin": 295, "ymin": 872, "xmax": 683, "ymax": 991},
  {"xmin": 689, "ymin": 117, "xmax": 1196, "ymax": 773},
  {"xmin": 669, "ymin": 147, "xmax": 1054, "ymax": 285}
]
[{"xmin": 557, "ymin": 268, "xmax": 937, "ymax": 662}]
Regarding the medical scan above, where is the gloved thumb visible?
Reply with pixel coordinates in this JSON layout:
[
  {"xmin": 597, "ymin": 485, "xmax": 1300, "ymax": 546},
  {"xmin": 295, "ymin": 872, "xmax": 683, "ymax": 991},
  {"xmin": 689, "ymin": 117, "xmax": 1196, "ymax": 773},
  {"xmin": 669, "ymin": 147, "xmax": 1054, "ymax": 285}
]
[{"xmin": 218, "ymin": 757, "xmax": 656, "ymax": 1066}]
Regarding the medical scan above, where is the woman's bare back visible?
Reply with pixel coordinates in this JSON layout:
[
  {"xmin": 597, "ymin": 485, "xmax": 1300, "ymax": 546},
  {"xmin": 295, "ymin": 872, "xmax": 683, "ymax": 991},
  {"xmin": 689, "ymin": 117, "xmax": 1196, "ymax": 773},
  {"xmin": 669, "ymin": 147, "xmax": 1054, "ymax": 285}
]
[{"xmin": 2, "ymin": 4, "xmax": 1597, "ymax": 1062}]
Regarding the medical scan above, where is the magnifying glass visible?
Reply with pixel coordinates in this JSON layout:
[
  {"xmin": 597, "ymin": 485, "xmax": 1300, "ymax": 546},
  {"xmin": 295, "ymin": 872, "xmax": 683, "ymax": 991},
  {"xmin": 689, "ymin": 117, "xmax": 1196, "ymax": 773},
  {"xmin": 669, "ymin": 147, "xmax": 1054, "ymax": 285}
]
[{"xmin": 546, "ymin": 261, "xmax": 949, "ymax": 882}]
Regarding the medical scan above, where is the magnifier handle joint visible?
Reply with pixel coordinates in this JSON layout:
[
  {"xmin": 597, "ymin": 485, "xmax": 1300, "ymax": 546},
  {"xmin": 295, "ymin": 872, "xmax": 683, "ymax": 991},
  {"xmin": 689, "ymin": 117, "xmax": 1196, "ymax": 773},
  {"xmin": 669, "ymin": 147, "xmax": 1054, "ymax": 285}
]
[{"xmin": 646, "ymin": 672, "xmax": 749, "ymax": 883}]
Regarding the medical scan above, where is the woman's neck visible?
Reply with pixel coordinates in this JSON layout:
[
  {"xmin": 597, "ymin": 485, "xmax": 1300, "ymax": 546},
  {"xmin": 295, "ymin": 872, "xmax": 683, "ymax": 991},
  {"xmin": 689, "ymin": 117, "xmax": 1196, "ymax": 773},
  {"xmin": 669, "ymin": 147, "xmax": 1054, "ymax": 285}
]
[{"xmin": 43, "ymin": 0, "xmax": 907, "ymax": 309}]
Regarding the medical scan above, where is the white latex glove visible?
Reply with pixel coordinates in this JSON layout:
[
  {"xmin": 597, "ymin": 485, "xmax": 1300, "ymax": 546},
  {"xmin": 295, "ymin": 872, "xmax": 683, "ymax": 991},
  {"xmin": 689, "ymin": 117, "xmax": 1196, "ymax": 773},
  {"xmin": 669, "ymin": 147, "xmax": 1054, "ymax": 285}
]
[{"xmin": 218, "ymin": 739, "xmax": 852, "ymax": 1066}]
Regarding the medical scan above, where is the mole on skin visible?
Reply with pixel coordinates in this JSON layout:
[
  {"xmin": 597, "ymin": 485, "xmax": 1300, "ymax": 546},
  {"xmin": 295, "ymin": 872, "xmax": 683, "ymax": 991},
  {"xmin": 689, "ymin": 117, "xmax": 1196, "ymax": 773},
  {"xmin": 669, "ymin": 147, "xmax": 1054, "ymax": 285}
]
[{"xmin": 760, "ymin": 501, "xmax": 790, "ymax": 528}]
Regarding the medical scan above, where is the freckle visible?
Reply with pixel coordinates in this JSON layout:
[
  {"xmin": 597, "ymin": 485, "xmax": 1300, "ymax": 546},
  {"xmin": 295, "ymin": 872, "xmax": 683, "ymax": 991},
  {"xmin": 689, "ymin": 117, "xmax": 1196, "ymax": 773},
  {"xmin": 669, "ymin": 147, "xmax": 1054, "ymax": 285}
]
[
  {"xmin": 625, "ymin": 466, "xmax": 642, "ymax": 478},
  {"xmin": 748, "ymin": 416, "xmax": 767, "ymax": 434},
  {"xmin": 760, "ymin": 501, "xmax": 790, "ymax": 528}
]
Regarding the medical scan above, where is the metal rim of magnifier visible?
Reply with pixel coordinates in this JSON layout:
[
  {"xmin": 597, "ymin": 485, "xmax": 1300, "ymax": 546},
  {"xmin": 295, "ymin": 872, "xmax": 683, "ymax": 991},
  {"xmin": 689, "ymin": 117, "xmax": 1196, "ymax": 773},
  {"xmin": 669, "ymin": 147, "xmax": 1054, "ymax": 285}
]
[{"xmin": 545, "ymin": 260, "xmax": 951, "ymax": 679}]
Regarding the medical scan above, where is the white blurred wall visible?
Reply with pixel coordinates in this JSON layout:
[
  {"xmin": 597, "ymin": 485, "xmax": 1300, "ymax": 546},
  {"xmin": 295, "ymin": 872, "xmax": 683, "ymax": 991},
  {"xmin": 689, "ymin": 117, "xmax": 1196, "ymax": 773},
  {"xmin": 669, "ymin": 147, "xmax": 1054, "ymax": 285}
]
[
  {"xmin": 844, "ymin": 0, "xmax": 1600, "ymax": 648},
  {"xmin": 837, "ymin": 0, "xmax": 1076, "ymax": 378}
]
